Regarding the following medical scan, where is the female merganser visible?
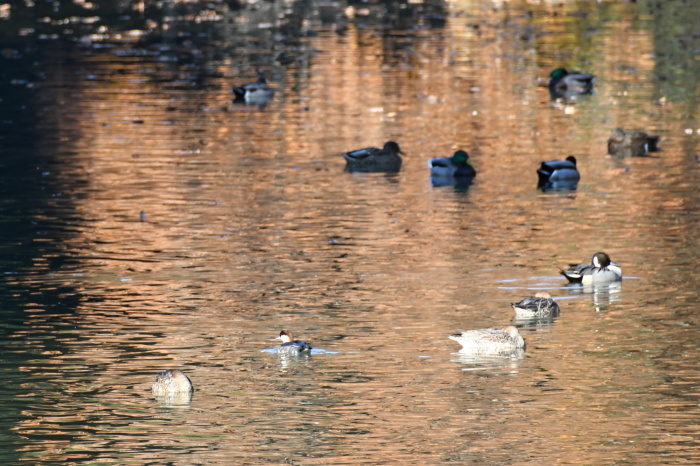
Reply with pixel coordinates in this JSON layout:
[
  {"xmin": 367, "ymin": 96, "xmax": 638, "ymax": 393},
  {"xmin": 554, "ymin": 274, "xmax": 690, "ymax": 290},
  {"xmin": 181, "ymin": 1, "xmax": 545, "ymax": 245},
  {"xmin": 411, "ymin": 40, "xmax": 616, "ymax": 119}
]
[
  {"xmin": 449, "ymin": 326, "xmax": 525, "ymax": 355},
  {"xmin": 560, "ymin": 252, "xmax": 622, "ymax": 284},
  {"xmin": 511, "ymin": 292, "xmax": 560, "ymax": 318},
  {"xmin": 152, "ymin": 369, "xmax": 194, "ymax": 397},
  {"xmin": 342, "ymin": 141, "xmax": 404, "ymax": 172},
  {"xmin": 277, "ymin": 330, "xmax": 312, "ymax": 355}
]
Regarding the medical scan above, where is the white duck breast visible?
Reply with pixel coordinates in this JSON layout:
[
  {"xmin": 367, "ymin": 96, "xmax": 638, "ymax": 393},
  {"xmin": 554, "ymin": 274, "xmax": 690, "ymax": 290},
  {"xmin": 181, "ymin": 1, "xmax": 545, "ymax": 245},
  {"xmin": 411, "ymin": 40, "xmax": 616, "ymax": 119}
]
[
  {"xmin": 511, "ymin": 292, "xmax": 560, "ymax": 318},
  {"xmin": 561, "ymin": 252, "xmax": 622, "ymax": 284}
]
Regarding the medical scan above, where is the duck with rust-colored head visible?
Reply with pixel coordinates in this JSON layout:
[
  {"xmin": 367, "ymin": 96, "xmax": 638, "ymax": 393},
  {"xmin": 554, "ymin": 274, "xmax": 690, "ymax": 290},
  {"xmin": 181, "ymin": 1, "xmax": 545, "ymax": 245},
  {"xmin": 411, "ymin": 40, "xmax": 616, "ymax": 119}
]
[
  {"xmin": 343, "ymin": 141, "xmax": 404, "ymax": 173},
  {"xmin": 277, "ymin": 330, "xmax": 312, "ymax": 355}
]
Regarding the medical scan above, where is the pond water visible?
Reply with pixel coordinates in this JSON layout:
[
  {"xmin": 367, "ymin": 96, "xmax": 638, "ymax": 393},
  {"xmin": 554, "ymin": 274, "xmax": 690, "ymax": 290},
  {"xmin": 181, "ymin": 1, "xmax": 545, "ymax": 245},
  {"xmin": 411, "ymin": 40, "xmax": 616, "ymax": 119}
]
[{"xmin": 1, "ymin": 0, "xmax": 699, "ymax": 463}]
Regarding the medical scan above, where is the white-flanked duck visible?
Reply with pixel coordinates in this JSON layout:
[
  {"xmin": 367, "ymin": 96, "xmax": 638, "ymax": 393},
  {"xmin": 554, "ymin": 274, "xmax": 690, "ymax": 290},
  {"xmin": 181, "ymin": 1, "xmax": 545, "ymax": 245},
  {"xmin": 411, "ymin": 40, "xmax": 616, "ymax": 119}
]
[
  {"xmin": 342, "ymin": 141, "xmax": 404, "ymax": 173},
  {"xmin": 449, "ymin": 326, "xmax": 525, "ymax": 355},
  {"xmin": 537, "ymin": 156, "xmax": 580, "ymax": 190},
  {"xmin": 560, "ymin": 252, "xmax": 622, "ymax": 285},
  {"xmin": 277, "ymin": 330, "xmax": 312, "ymax": 355},
  {"xmin": 232, "ymin": 71, "xmax": 275, "ymax": 106},
  {"xmin": 511, "ymin": 292, "xmax": 560, "ymax": 318},
  {"xmin": 548, "ymin": 68, "xmax": 595, "ymax": 100},
  {"xmin": 428, "ymin": 150, "xmax": 476, "ymax": 178}
]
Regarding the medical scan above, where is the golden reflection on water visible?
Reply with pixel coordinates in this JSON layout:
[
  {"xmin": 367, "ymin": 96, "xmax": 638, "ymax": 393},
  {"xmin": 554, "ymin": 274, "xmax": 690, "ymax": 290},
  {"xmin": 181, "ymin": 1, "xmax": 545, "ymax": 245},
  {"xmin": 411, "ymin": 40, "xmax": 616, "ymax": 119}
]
[{"xmin": 2, "ymin": 0, "xmax": 700, "ymax": 463}]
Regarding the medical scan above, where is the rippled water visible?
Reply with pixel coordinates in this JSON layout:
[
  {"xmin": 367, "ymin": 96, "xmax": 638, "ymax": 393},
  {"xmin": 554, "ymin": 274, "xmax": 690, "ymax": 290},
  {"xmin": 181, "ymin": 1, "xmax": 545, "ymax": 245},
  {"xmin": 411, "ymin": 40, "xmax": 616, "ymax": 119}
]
[{"xmin": 1, "ymin": 0, "xmax": 699, "ymax": 463}]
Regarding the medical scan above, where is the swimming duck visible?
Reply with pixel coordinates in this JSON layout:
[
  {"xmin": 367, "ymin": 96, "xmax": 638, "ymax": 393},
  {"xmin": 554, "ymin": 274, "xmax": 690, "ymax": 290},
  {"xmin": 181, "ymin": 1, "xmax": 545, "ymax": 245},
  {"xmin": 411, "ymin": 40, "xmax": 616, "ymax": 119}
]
[
  {"xmin": 342, "ymin": 141, "xmax": 404, "ymax": 172},
  {"xmin": 277, "ymin": 330, "xmax": 312, "ymax": 355},
  {"xmin": 548, "ymin": 68, "xmax": 595, "ymax": 100},
  {"xmin": 449, "ymin": 326, "xmax": 525, "ymax": 355},
  {"xmin": 231, "ymin": 72, "xmax": 275, "ymax": 105},
  {"xmin": 560, "ymin": 252, "xmax": 622, "ymax": 285},
  {"xmin": 607, "ymin": 128, "xmax": 660, "ymax": 157},
  {"xmin": 152, "ymin": 369, "xmax": 194, "ymax": 397},
  {"xmin": 428, "ymin": 150, "xmax": 476, "ymax": 178},
  {"xmin": 511, "ymin": 292, "xmax": 560, "ymax": 318},
  {"xmin": 537, "ymin": 156, "xmax": 580, "ymax": 190}
]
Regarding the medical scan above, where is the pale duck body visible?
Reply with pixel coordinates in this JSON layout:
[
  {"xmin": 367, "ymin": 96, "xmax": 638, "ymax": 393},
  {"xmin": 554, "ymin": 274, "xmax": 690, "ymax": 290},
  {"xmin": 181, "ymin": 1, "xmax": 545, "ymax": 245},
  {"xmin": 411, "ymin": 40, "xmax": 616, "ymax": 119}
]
[
  {"xmin": 537, "ymin": 156, "xmax": 580, "ymax": 189},
  {"xmin": 343, "ymin": 141, "xmax": 404, "ymax": 173},
  {"xmin": 449, "ymin": 326, "xmax": 525, "ymax": 355},
  {"xmin": 277, "ymin": 330, "xmax": 312, "ymax": 355},
  {"xmin": 232, "ymin": 72, "xmax": 275, "ymax": 105},
  {"xmin": 152, "ymin": 369, "xmax": 194, "ymax": 397},
  {"xmin": 511, "ymin": 292, "xmax": 560, "ymax": 318},
  {"xmin": 561, "ymin": 252, "xmax": 622, "ymax": 285},
  {"xmin": 428, "ymin": 150, "xmax": 476, "ymax": 178}
]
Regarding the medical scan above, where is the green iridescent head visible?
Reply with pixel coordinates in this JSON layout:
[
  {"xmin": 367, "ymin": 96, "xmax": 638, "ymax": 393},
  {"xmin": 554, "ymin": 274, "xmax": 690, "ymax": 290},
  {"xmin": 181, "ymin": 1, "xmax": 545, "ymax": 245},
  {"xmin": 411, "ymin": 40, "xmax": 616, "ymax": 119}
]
[
  {"xmin": 550, "ymin": 68, "xmax": 568, "ymax": 80},
  {"xmin": 451, "ymin": 150, "xmax": 470, "ymax": 166}
]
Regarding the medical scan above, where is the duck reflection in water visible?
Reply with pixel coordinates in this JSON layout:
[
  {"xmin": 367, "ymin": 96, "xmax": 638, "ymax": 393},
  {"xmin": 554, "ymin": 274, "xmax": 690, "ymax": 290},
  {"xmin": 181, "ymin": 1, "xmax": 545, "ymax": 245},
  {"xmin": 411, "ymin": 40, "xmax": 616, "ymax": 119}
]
[
  {"xmin": 152, "ymin": 369, "xmax": 194, "ymax": 405},
  {"xmin": 563, "ymin": 281, "xmax": 622, "ymax": 312}
]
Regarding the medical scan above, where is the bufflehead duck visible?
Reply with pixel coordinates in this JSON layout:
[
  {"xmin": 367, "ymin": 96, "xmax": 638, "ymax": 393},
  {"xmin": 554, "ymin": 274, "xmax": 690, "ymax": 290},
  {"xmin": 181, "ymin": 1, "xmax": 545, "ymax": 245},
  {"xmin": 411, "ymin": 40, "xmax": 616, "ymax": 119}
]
[
  {"xmin": 428, "ymin": 150, "xmax": 476, "ymax": 178},
  {"xmin": 152, "ymin": 369, "xmax": 194, "ymax": 397},
  {"xmin": 449, "ymin": 326, "xmax": 525, "ymax": 355},
  {"xmin": 511, "ymin": 292, "xmax": 560, "ymax": 318},
  {"xmin": 342, "ymin": 141, "xmax": 404, "ymax": 172},
  {"xmin": 560, "ymin": 252, "xmax": 622, "ymax": 285},
  {"xmin": 537, "ymin": 156, "xmax": 580, "ymax": 189},
  {"xmin": 277, "ymin": 330, "xmax": 312, "ymax": 355}
]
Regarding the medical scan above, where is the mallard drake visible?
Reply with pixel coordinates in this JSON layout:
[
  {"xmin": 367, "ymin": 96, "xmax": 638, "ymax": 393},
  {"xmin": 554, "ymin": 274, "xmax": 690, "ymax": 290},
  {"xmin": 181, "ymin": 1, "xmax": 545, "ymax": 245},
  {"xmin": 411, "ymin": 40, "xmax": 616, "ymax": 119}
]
[
  {"xmin": 449, "ymin": 326, "xmax": 525, "ymax": 355},
  {"xmin": 607, "ymin": 128, "xmax": 660, "ymax": 157},
  {"xmin": 560, "ymin": 252, "xmax": 622, "ymax": 285},
  {"xmin": 537, "ymin": 156, "xmax": 580, "ymax": 189},
  {"xmin": 152, "ymin": 369, "xmax": 194, "ymax": 397},
  {"xmin": 549, "ymin": 68, "xmax": 595, "ymax": 100},
  {"xmin": 428, "ymin": 150, "xmax": 476, "ymax": 178},
  {"xmin": 342, "ymin": 141, "xmax": 404, "ymax": 172},
  {"xmin": 232, "ymin": 72, "xmax": 275, "ymax": 105},
  {"xmin": 277, "ymin": 330, "xmax": 312, "ymax": 355},
  {"xmin": 511, "ymin": 292, "xmax": 560, "ymax": 318}
]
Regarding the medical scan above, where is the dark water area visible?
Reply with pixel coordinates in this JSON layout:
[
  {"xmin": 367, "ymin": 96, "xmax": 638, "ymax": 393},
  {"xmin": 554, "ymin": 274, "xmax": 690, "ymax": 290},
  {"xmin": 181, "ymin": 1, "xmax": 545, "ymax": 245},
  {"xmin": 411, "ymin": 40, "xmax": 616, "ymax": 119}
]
[{"xmin": 0, "ymin": 0, "xmax": 699, "ymax": 463}]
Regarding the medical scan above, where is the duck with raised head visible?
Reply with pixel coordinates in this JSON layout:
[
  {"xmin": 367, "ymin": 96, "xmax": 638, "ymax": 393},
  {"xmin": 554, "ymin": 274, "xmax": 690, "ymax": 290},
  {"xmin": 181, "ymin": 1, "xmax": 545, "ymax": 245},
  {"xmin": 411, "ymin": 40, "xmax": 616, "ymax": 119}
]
[
  {"xmin": 560, "ymin": 252, "xmax": 622, "ymax": 285},
  {"xmin": 537, "ymin": 156, "xmax": 580, "ymax": 190},
  {"xmin": 449, "ymin": 326, "xmax": 525, "ymax": 355},
  {"xmin": 428, "ymin": 150, "xmax": 476, "ymax": 178},
  {"xmin": 277, "ymin": 330, "xmax": 312, "ymax": 355},
  {"xmin": 607, "ymin": 128, "xmax": 660, "ymax": 157},
  {"xmin": 511, "ymin": 292, "xmax": 560, "ymax": 318},
  {"xmin": 232, "ymin": 71, "xmax": 275, "ymax": 105},
  {"xmin": 548, "ymin": 68, "xmax": 595, "ymax": 100},
  {"xmin": 342, "ymin": 141, "xmax": 404, "ymax": 172},
  {"xmin": 152, "ymin": 369, "xmax": 194, "ymax": 397}
]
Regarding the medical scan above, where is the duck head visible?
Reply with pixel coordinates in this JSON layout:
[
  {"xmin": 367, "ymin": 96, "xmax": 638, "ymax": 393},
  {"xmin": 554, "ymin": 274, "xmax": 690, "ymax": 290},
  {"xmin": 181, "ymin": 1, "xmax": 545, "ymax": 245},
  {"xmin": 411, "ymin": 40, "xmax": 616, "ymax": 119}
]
[
  {"xmin": 451, "ymin": 150, "xmax": 470, "ymax": 166},
  {"xmin": 592, "ymin": 252, "xmax": 612, "ymax": 268},
  {"xmin": 277, "ymin": 330, "xmax": 294, "ymax": 343},
  {"xmin": 383, "ymin": 141, "xmax": 405, "ymax": 155},
  {"xmin": 550, "ymin": 68, "xmax": 569, "ymax": 80}
]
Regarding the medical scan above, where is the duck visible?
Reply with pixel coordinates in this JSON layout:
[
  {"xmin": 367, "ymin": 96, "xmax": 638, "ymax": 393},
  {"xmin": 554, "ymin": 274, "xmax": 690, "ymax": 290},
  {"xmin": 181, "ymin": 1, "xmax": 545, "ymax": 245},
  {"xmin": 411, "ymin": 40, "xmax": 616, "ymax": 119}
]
[
  {"xmin": 428, "ymin": 150, "xmax": 476, "ymax": 178},
  {"xmin": 449, "ymin": 326, "xmax": 525, "ymax": 355},
  {"xmin": 231, "ymin": 72, "xmax": 275, "ymax": 105},
  {"xmin": 342, "ymin": 141, "xmax": 404, "ymax": 173},
  {"xmin": 537, "ymin": 156, "xmax": 580, "ymax": 189},
  {"xmin": 548, "ymin": 68, "xmax": 595, "ymax": 100},
  {"xmin": 560, "ymin": 252, "xmax": 622, "ymax": 285},
  {"xmin": 277, "ymin": 330, "xmax": 312, "ymax": 355},
  {"xmin": 607, "ymin": 128, "xmax": 660, "ymax": 157},
  {"xmin": 511, "ymin": 292, "xmax": 560, "ymax": 318},
  {"xmin": 152, "ymin": 369, "xmax": 194, "ymax": 397}
]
